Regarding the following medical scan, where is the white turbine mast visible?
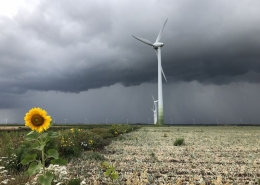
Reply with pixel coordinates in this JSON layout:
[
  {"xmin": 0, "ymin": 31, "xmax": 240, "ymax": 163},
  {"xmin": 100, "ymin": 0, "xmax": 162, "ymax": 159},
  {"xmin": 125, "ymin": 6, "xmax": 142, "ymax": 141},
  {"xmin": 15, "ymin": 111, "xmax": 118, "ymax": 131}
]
[
  {"xmin": 133, "ymin": 19, "xmax": 168, "ymax": 125},
  {"xmin": 151, "ymin": 94, "xmax": 158, "ymax": 124},
  {"xmin": 151, "ymin": 105, "xmax": 156, "ymax": 125}
]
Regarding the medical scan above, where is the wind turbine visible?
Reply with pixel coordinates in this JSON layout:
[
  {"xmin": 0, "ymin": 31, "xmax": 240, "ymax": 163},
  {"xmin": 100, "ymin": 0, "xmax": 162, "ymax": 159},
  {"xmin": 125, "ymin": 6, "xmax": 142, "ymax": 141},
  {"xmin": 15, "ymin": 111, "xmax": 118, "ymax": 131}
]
[
  {"xmin": 151, "ymin": 104, "xmax": 157, "ymax": 125},
  {"xmin": 151, "ymin": 95, "xmax": 158, "ymax": 124},
  {"xmin": 132, "ymin": 19, "xmax": 168, "ymax": 125}
]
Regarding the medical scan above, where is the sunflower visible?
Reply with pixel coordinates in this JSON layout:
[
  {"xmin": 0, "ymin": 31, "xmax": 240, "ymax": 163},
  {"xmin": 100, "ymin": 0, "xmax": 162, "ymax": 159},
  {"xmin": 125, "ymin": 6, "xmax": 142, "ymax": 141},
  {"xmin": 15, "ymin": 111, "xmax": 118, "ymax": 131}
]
[{"xmin": 24, "ymin": 107, "xmax": 52, "ymax": 133}]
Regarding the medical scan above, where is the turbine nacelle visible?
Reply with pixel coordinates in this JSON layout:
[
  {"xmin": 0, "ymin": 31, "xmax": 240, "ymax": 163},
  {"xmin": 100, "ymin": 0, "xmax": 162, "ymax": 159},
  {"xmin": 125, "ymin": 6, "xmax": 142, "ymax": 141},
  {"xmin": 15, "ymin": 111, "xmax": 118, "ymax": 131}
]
[{"xmin": 153, "ymin": 42, "xmax": 164, "ymax": 49}]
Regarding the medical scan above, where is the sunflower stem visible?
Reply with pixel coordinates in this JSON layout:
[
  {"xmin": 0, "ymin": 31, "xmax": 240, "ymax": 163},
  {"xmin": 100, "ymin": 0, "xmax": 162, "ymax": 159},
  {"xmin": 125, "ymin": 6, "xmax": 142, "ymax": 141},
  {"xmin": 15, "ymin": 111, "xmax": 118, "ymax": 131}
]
[{"xmin": 41, "ymin": 139, "xmax": 45, "ymax": 176}]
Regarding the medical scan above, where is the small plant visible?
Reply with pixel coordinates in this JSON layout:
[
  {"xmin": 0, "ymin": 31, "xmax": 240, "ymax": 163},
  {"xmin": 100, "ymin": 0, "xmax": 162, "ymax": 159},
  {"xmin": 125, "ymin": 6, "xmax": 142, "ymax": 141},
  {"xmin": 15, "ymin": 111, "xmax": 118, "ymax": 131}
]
[
  {"xmin": 100, "ymin": 161, "xmax": 118, "ymax": 182},
  {"xmin": 67, "ymin": 178, "xmax": 81, "ymax": 185},
  {"xmin": 150, "ymin": 152, "xmax": 159, "ymax": 162},
  {"xmin": 174, "ymin": 138, "xmax": 185, "ymax": 146},
  {"xmin": 163, "ymin": 133, "xmax": 168, "ymax": 137}
]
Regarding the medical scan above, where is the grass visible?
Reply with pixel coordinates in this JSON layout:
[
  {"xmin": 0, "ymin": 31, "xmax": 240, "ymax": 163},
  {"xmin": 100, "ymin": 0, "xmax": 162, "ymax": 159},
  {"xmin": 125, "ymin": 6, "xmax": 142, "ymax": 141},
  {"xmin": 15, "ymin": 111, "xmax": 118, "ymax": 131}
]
[{"xmin": 174, "ymin": 137, "xmax": 185, "ymax": 146}]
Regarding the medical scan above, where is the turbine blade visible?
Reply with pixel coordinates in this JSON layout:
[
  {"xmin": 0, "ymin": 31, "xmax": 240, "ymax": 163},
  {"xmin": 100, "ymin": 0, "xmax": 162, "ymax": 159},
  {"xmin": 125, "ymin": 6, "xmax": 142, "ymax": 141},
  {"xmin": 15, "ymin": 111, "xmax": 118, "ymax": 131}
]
[
  {"xmin": 132, "ymin": 35, "xmax": 154, "ymax": 46},
  {"xmin": 161, "ymin": 67, "xmax": 167, "ymax": 82},
  {"xmin": 155, "ymin": 49, "xmax": 158, "ymax": 57},
  {"xmin": 156, "ymin": 19, "xmax": 168, "ymax": 42},
  {"xmin": 155, "ymin": 49, "xmax": 167, "ymax": 82}
]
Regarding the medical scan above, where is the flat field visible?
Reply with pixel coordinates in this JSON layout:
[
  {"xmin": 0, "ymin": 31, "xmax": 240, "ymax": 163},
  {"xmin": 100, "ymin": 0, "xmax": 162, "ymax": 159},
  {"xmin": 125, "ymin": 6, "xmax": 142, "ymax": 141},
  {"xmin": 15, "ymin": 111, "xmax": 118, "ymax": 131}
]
[{"xmin": 71, "ymin": 126, "xmax": 260, "ymax": 184}]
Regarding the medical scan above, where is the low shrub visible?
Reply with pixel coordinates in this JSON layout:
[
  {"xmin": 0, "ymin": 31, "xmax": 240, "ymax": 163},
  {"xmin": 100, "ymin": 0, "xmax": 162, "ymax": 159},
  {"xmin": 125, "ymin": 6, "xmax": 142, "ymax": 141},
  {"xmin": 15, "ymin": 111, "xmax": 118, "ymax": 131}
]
[
  {"xmin": 100, "ymin": 161, "xmax": 118, "ymax": 182},
  {"xmin": 67, "ymin": 178, "xmax": 81, "ymax": 185},
  {"xmin": 90, "ymin": 128, "xmax": 114, "ymax": 138},
  {"xmin": 174, "ymin": 138, "xmax": 185, "ymax": 146}
]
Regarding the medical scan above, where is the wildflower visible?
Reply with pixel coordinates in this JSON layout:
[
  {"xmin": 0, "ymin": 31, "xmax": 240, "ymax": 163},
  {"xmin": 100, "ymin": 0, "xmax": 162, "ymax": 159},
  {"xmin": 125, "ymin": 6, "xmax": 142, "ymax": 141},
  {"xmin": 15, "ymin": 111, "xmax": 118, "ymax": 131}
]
[
  {"xmin": 24, "ymin": 107, "xmax": 52, "ymax": 133},
  {"xmin": 88, "ymin": 140, "xmax": 93, "ymax": 144},
  {"xmin": 81, "ymin": 142, "xmax": 88, "ymax": 147},
  {"xmin": 1, "ymin": 179, "xmax": 9, "ymax": 184},
  {"xmin": 80, "ymin": 179, "xmax": 87, "ymax": 185}
]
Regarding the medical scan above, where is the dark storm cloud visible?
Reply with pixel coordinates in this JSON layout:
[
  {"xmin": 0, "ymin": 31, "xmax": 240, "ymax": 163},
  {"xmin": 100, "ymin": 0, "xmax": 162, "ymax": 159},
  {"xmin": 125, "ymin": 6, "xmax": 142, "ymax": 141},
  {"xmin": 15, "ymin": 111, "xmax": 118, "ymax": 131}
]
[{"xmin": 1, "ymin": 0, "xmax": 260, "ymax": 97}]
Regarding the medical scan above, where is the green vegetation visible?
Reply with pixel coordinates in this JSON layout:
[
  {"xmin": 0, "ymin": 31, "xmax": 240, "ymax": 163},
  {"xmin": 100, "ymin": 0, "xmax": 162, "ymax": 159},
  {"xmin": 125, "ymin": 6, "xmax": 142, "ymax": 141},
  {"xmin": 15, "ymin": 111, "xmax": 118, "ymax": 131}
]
[
  {"xmin": 0, "ymin": 124, "xmax": 139, "ymax": 184},
  {"xmin": 174, "ymin": 137, "xmax": 185, "ymax": 146},
  {"xmin": 100, "ymin": 161, "xmax": 118, "ymax": 182},
  {"xmin": 67, "ymin": 178, "xmax": 81, "ymax": 185}
]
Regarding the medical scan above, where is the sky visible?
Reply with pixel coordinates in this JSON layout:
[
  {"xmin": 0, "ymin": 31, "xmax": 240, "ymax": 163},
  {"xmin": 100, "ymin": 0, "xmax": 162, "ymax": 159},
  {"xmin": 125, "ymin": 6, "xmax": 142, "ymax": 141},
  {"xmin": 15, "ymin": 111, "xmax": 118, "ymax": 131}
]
[{"xmin": 1, "ymin": 0, "xmax": 260, "ymax": 124}]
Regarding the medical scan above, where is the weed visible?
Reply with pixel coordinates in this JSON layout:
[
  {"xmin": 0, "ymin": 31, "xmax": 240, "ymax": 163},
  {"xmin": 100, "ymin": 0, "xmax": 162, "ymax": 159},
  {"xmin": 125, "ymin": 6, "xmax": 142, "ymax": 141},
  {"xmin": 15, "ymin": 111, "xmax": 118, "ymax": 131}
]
[
  {"xmin": 67, "ymin": 178, "xmax": 81, "ymax": 185},
  {"xmin": 150, "ymin": 152, "xmax": 159, "ymax": 162},
  {"xmin": 174, "ymin": 138, "xmax": 185, "ymax": 146},
  {"xmin": 100, "ymin": 161, "xmax": 118, "ymax": 182}
]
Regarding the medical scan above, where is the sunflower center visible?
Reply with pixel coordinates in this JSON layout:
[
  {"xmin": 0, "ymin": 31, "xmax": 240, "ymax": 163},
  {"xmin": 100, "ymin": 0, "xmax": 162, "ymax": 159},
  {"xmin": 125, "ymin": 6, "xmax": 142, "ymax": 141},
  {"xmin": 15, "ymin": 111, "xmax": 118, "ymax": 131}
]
[{"xmin": 31, "ymin": 114, "xmax": 44, "ymax": 126}]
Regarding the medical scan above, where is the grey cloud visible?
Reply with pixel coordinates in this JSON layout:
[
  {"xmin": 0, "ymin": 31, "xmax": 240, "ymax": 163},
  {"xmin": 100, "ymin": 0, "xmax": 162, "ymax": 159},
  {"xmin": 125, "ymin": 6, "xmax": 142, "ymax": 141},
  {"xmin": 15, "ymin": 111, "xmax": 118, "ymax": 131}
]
[{"xmin": 1, "ymin": 0, "xmax": 260, "ymax": 98}]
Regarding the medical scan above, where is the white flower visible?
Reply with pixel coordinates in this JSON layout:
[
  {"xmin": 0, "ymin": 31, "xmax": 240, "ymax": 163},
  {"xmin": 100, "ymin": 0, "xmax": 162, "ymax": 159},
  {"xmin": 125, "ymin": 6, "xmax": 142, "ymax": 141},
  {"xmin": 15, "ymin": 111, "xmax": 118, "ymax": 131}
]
[
  {"xmin": 80, "ymin": 179, "xmax": 87, "ymax": 185},
  {"xmin": 1, "ymin": 179, "xmax": 9, "ymax": 184}
]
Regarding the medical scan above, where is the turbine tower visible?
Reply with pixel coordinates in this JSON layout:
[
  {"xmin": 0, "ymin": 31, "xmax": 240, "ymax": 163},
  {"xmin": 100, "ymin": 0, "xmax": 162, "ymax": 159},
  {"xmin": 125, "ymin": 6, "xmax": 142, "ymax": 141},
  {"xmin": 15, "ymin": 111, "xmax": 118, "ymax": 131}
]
[
  {"xmin": 151, "ymin": 105, "xmax": 157, "ymax": 125},
  {"xmin": 133, "ymin": 19, "xmax": 168, "ymax": 125},
  {"xmin": 151, "ymin": 95, "xmax": 158, "ymax": 124}
]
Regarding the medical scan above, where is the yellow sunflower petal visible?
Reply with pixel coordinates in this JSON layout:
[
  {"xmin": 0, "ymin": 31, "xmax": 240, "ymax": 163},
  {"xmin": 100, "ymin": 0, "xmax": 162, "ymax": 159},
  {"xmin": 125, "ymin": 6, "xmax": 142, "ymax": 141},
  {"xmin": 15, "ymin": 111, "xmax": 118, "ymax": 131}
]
[{"xmin": 24, "ymin": 107, "xmax": 52, "ymax": 133}]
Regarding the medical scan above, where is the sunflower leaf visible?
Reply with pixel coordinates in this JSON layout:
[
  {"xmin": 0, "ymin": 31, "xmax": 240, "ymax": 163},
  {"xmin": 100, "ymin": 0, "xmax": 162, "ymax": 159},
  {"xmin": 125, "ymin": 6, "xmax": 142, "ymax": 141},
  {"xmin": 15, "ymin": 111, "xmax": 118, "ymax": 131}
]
[
  {"xmin": 38, "ymin": 171, "xmax": 54, "ymax": 185},
  {"xmin": 48, "ymin": 131, "xmax": 58, "ymax": 138},
  {"xmin": 39, "ymin": 132, "xmax": 48, "ymax": 140},
  {"xmin": 27, "ymin": 130, "xmax": 35, "ymax": 136},
  {"xmin": 32, "ymin": 142, "xmax": 45, "ymax": 151},
  {"xmin": 25, "ymin": 131, "xmax": 39, "ymax": 141},
  {"xmin": 51, "ymin": 158, "xmax": 67, "ymax": 165},
  {"xmin": 47, "ymin": 149, "xmax": 59, "ymax": 159},
  {"xmin": 25, "ymin": 161, "xmax": 41, "ymax": 175},
  {"xmin": 21, "ymin": 154, "xmax": 37, "ymax": 165}
]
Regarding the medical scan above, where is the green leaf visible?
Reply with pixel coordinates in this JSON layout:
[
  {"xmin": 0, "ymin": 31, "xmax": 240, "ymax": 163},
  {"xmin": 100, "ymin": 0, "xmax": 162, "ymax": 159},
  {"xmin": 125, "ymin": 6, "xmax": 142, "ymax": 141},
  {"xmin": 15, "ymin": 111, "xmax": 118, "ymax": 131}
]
[
  {"xmin": 102, "ymin": 161, "xmax": 109, "ymax": 168},
  {"xmin": 27, "ymin": 130, "xmax": 35, "ymax": 136},
  {"xmin": 47, "ymin": 149, "xmax": 59, "ymax": 159},
  {"xmin": 25, "ymin": 131, "xmax": 39, "ymax": 141},
  {"xmin": 104, "ymin": 170, "xmax": 111, "ymax": 177},
  {"xmin": 111, "ymin": 172, "xmax": 118, "ymax": 180},
  {"xmin": 110, "ymin": 166, "xmax": 115, "ymax": 171},
  {"xmin": 21, "ymin": 154, "xmax": 37, "ymax": 165},
  {"xmin": 32, "ymin": 142, "xmax": 45, "ymax": 151},
  {"xmin": 39, "ymin": 133, "xmax": 48, "ymax": 140},
  {"xmin": 38, "ymin": 171, "xmax": 54, "ymax": 185},
  {"xmin": 48, "ymin": 131, "xmax": 58, "ymax": 138},
  {"xmin": 25, "ymin": 161, "xmax": 41, "ymax": 175},
  {"xmin": 51, "ymin": 158, "xmax": 67, "ymax": 165}
]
